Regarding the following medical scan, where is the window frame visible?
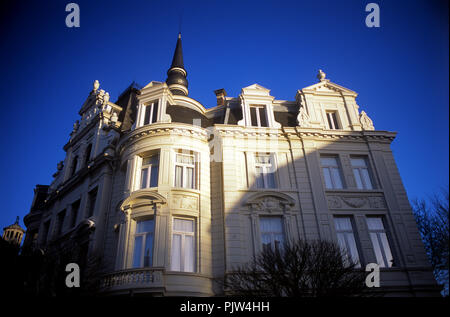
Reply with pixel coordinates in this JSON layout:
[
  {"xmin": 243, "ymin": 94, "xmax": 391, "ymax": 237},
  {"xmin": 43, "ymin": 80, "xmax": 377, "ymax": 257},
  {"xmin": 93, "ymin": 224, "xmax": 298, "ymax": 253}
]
[
  {"xmin": 249, "ymin": 105, "xmax": 269, "ymax": 127},
  {"xmin": 56, "ymin": 210, "xmax": 66, "ymax": 236},
  {"xmin": 320, "ymin": 155, "xmax": 344, "ymax": 189},
  {"xmin": 366, "ymin": 216, "xmax": 394, "ymax": 268},
  {"xmin": 259, "ymin": 216, "xmax": 285, "ymax": 252},
  {"xmin": 326, "ymin": 111, "xmax": 340, "ymax": 130},
  {"xmin": 140, "ymin": 154, "xmax": 160, "ymax": 189},
  {"xmin": 140, "ymin": 100, "xmax": 159, "ymax": 126},
  {"xmin": 170, "ymin": 217, "xmax": 196, "ymax": 272},
  {"xmin": 333, "ymin": 216, "xmax": 362, "ymax": 267},
  {"xmin": 254, "ymin": 153, "xmax": 277, "ymax": 189},
  {"xmin": 86, "ymin": 188, "xmax": 98, "ymax": 218},
  {"xmin": 174, "ymin": 151, "xmax": 198, "ymax": 190},
  {"xmin": 351, "ymin": 156, "xmax": 374, "ymax": 190},
  {"xmin": 132, "ymin": 218, "xmax": 155, "ymax": 268},
  {"xmin": 70, "ymin": 155, "xmax": 79, "ymax": 177},
  {"xmin": 70, "ymin": 200, "xmax": 80, "ymax": 228}
]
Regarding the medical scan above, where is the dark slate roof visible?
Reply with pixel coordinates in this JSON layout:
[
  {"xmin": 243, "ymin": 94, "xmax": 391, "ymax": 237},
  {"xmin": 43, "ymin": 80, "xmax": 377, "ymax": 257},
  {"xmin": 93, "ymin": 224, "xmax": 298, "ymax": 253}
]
[
  {"xmin": 166, "ymin": 104, "xmax": 212, "ymax": 128},
  {"xmin": 226, "ymin": 103, "xmax": 243, "ymax": 125},
  {"xmin": 170, "ymin": 33, "xmax": 184, "ymax": 69},
  {"xmin": 115, "ymin": 83, "xmax": 140, "ymax": 132},
  {"xmin": 274, "ymin": 111, "xmax": 298, "ymax": 127}
]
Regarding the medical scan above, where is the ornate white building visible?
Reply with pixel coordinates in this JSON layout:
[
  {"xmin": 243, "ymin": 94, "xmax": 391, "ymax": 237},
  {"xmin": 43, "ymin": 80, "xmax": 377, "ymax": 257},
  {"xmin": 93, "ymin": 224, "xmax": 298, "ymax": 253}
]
[{"xmin": 23, "ymin": 34, "xmax": 439, "ymax": 296}]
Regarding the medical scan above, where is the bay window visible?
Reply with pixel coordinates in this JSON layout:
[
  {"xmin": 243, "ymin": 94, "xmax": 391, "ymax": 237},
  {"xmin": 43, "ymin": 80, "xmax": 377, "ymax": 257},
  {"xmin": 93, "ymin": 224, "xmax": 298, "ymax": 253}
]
[
  {"xmin": 132, "ymin": 219, "xmax": 154, "ymax": 268},
  {"xmin": 140, "ymin": 154, "xmax": 159, "ymax": 188},
  {"xmin": 170, "ymin": 218, "xmax": 195, "ymax": 272},
  {"xmin": 174, "ymin": 151, "xmax": 197, "ymax": 189}
]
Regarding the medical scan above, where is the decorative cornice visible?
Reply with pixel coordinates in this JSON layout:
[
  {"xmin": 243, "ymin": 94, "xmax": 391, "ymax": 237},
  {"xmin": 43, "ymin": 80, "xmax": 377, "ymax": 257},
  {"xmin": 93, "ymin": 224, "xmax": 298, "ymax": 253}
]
[
  {"xmin": 118, "ymin": 123, "xmax": 208, "ymax": 154},
  {"xmin": 212, "ymin": 125, "xmax": 396, "ymax": 143}
]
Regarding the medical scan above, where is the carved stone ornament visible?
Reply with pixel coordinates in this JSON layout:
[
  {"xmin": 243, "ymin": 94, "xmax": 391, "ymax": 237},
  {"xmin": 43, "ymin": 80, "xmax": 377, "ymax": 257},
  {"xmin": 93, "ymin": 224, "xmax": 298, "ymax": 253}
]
[
  {"xmin": 341, "ymin": 196, "xmax": 368, "ymax": 208},
  {"xmin": 317, "ymin": 69, "xmax": 327, "ymax": 82},
  {"xmin": 93, "ymin": 80, "xmax": 100, "ymax": 91},
  {"xmin": 72, "ymin": 120, "xmax": 79, "ymax": 134},
  {"xmin": 327, "ymin": 196, "xmax": 342, "ymax": 209},
  {"xmin": 57, "ymin": 161, "xmax": 64, "ymax": 171},
  {"xmin": 172, "ymin": 195, "xmax": 198, "ymax": 211},
  {"xmin": 368, "ymin": 196, "xmax": 386, "ymax": 209},
  {"xmin": 297, "ymin": 106, "xmax": 311, "ymax": 127},
  {"xmin": 359, "ymin": 111, "xmax": 375, "ymax": 130},
  {"xmin": 253, "ymin": 197, "xmax": 283, "ymax": 213},
  {"xmin": 327, "ymin": 195, "xmax": 386, "ymax": 210}
]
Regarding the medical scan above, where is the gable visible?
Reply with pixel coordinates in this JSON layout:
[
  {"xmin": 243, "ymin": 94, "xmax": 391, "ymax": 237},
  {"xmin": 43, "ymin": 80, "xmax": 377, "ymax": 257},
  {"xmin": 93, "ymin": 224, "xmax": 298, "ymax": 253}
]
[{"xmin": 301, "ymin": 80, "xmax": 357, "ymax": 96}]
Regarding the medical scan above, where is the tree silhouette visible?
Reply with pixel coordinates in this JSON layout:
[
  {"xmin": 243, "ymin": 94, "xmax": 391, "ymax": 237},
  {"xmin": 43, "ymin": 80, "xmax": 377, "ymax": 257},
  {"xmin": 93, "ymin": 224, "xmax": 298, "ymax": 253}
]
[{"xmin": 225, "ymin": 239, "xmax": 369, "ymax": 297}]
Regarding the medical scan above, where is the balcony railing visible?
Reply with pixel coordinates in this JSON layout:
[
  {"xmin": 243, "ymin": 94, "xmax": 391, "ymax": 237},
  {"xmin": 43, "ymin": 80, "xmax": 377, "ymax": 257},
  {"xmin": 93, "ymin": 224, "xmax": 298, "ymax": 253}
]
[{"xmin": 100, "ymin": 267, "xmax": 165, "ymax": 293}]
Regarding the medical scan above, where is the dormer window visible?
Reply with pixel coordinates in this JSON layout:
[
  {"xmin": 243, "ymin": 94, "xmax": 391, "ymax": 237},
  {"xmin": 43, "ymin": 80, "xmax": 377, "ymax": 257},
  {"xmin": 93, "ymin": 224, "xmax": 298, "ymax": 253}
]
[
  {"xmin": 139, "ymin": 100, "xmax": 159, "ymax": 127},
  {"xmin": 326, "ymin": 111, "xmax": 340, "ymax": 130},
  {"xmin": 250, "ymin": 105, "xmax": 268, "ymax": 127}
]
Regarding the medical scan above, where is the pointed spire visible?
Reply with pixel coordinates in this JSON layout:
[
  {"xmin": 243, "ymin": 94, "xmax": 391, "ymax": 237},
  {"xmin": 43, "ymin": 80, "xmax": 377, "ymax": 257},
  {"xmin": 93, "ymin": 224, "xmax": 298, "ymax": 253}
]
[
  {"xmin": 170, "ymin": 33, "xmax": 184, "ymax": 69},
  {"xmin": 166, "ymin": 33, "xmax": 189, "ymax": 96}
]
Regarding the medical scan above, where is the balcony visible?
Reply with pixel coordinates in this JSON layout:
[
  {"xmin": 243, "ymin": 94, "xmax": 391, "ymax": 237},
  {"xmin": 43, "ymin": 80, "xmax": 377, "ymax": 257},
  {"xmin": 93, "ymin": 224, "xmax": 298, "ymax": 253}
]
[{"xmin": 100, "ymin": 267, "xmax": 165, "ymax": 295}]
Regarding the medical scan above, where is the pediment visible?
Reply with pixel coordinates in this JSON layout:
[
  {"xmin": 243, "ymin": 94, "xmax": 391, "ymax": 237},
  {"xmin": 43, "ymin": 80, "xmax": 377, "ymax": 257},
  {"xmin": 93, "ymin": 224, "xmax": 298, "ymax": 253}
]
[
  {"xmin": 142, "ymin": 81, "xmax": 165, "ymax": 90},
  {"xmin": 120, "ymin": 190, "xmax": 167, "ymax": 211},
  {"xmin": 241, "ymin": 83, "xmax": 272, "ymax": 96},
  {"xmin": 301, "ymin": 81, "xmax": 357, "ymax": 96},
  {"xmin": 244, "ymin": 191, "xmax": 295, "ymax": 212}
]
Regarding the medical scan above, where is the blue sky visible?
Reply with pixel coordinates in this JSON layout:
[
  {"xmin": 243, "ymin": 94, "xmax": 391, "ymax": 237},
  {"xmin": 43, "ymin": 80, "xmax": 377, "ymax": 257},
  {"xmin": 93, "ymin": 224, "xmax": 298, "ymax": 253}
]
[{"xmin": 0, "ymin": 0, "xmax": 448, "ymax": 230}]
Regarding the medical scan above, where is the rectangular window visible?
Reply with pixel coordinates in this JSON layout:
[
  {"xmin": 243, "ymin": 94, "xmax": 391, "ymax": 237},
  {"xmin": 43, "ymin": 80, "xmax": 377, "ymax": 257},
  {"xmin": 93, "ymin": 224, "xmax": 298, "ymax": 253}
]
[
  {"xmin": 71, "ymin": 200, "xmax": 80, "ymax": 228},
  {"xmin": 250, "ymin": 105, "xmax": 268, "ymax": 127},
  {"xmin": 86, "ymin": 188, "xmax": 98, "ymax": 218},
  {"xmin": 140, "ymin": 154, "xmax": 159, "ymax": 188},
  {"xmin": 326, "ymin": 111, "xmax": 340, "ymax": 129},
  {"xmin": 334, "ymin": 217, "xmax": 361, "ymax": 267},
  {"xmin": 320, "ymin": 156, "xmax": 344, "ymax": 189},
  {"xmin": 143, "ymin": 100, "xmax": 159, "ymax": 125},
  {"xmin": 84, "ymin": 144, "xmax": 92, "ymax": 167},
  {"xmin": 42, "ymin": 220, "xmax": 50, "ymax": 243},
  {"xmin": 174, "ymin": 151, "xmax": 197, "ymax": 189},
  {"xmin": 367, "ymin": 217, "xmax": 394, "ymax": 268},
  {"xmin": 132, "ymin": 219, "xmax": 154, "ymax": 268},
  {"xmin": 70, "ymin": 155, "xmax": 78, "ymax": 177},
  {"xmin": 171, "ymin": 218, "xmax": 195, "ymax": 272},
  {"xmin": 57, "ymin": 210, "xmax": 66, "ymax": 236},
  {"xmin": 351, "ymin": 157, "xmax": 374, "ymax": 190},
  {"xmin": 255, "ymin": 153, "xmax": 276, "ymax": 189},
  {"xmin": 260, "ymin": 217, "xmax": 284, "ymax": 252}
]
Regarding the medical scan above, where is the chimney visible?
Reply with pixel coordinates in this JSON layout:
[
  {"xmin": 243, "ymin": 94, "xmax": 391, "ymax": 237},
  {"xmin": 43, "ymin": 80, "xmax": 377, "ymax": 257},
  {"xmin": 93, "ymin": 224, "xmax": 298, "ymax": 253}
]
[{"xmin": 214, "ymin": 88, "xmax": 227, "ymax": 106}]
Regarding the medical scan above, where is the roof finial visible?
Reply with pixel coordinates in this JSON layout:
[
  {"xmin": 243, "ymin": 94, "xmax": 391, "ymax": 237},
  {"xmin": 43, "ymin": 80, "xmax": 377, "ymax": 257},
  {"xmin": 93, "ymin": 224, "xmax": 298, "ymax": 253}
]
[
  {"xmin": 15, "ymin": 216, "xmax": 19, "ymax": 225},
  {"xmin": 317, "ymin": 69, "xmax": 327, "ymax": 82},
  {"xmin": 178, "ymin": 9, "xmax": 183, "ymax": 36}
]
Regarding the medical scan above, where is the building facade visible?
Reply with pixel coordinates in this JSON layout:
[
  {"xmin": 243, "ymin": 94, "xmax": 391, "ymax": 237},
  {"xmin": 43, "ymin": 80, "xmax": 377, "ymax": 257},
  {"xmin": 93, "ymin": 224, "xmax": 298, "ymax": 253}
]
[{"xmin": 23, "ymin": 34, "xmax": 438, "ymax": 296}]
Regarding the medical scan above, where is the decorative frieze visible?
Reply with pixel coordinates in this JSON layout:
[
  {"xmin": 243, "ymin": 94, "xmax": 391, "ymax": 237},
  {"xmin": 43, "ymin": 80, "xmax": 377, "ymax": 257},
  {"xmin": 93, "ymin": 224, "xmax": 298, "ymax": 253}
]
[
  {"xmin": 327, "ymin": 194, "xmax": 386, "ymax": 210},
  {"xmin": 171, "ymin": 194, "xmax": 199, "ymax": 211}
]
